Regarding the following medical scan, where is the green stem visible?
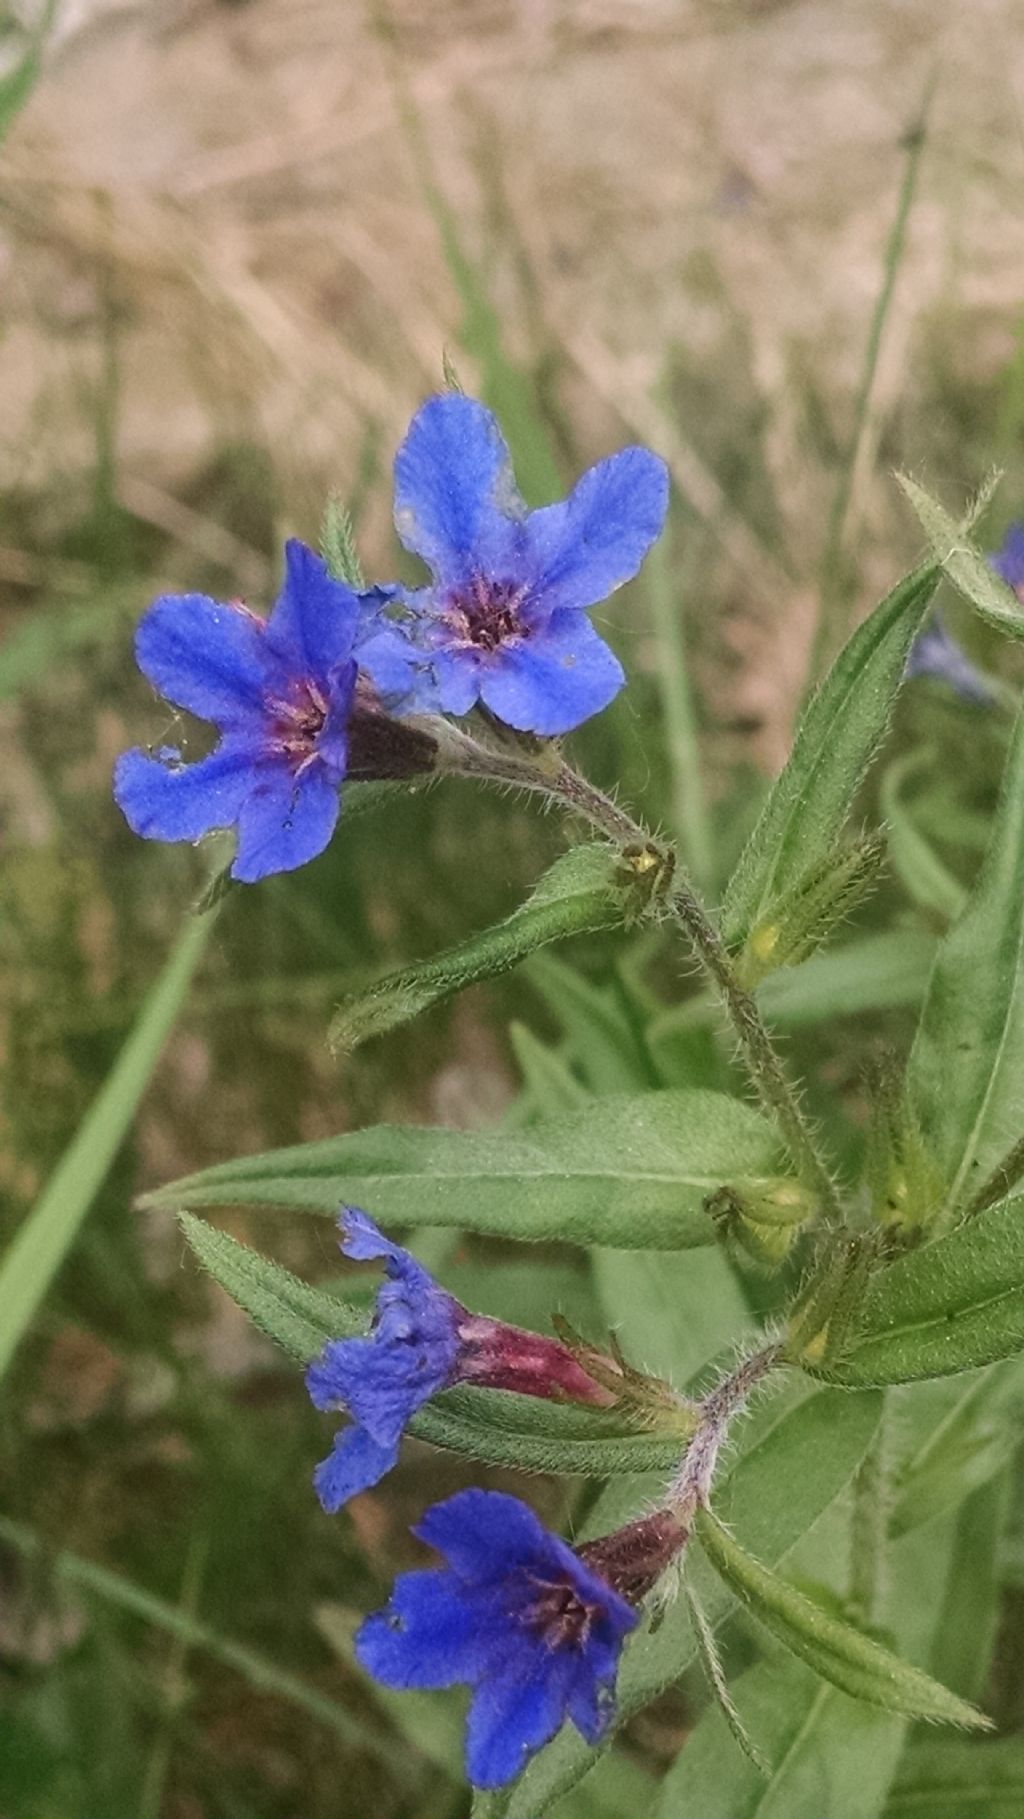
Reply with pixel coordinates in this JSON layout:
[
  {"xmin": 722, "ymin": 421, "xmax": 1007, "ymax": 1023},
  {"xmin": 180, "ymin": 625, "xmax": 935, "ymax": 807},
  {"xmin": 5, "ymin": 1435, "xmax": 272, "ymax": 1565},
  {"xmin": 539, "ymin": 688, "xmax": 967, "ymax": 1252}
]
[{"xmin": 552, "ymin": 765, "xmax": 840, "ymax": 1218}]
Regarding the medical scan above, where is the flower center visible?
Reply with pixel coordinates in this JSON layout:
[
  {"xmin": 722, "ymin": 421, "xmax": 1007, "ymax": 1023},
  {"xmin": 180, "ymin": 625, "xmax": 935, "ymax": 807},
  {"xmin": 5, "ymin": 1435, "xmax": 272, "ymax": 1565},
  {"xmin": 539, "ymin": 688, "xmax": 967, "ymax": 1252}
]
[
  {"xmin": 519, "ymin": 1573, "xmax": 596, "ymax": 1652},
  {"xmin": 447, "ymin": 575, "xmax": 528, "ymax": 652},
  {"xmin": 269, "ymin": 680, "xmax": 328, "ymax": 765}
]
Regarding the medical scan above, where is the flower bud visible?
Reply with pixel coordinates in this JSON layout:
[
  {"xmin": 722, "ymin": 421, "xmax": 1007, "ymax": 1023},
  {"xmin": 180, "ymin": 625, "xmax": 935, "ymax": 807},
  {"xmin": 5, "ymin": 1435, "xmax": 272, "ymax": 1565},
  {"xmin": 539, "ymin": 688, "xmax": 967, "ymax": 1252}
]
[
  {"xmin": 735, "ymin": 833, "xmax": 886, "ymax": 989},
  {"xmin": 706, "ymin": 1176, "xmax": 817, "ymax": 1269}
]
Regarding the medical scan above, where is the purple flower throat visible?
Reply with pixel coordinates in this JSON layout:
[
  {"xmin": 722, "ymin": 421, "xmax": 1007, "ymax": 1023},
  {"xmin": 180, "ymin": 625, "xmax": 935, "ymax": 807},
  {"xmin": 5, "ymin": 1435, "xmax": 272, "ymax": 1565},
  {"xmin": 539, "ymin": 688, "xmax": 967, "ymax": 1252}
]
[{"xmin": 447, "ymin": 575, "xmax": 529, "ymax": 653}]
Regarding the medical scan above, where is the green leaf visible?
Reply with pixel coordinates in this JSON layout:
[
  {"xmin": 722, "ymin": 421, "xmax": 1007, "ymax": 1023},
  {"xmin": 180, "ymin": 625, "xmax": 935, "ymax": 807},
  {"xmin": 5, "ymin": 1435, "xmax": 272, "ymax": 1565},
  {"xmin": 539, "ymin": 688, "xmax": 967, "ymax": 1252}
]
[
  {"xmin": 329, "ymin": 846, "xmax": 624, "ymax": 1053},
  {"xmin": 887, "ymin": 1736, "xmax": 1024, "ymax": 1818},
  {"xmin": 928, "ymin": 1472, "xmax": 1011, "ymax": 1705},
  {"xmin": 508, "ymin": 1023, "xmax": 590, "ymax": 1116},
  {"xmin": 0, "ymin": 914, "xmax": 212, "ymax": 1382},
  {"xmin": 144, "ymin": 1089, "xmax": 783, "ymax": 1251},
  {"xmin": 896, "ymin": 473, "xmax": 1024, "ymax": 639},
  {"xmin": 721, "ymin": 563, "xmax": 938, "ymax": 949},
  {"xmin": 908, "ymin": 696, "xmax": 1024, "ymax": 1217},
  {"xmin": 504, "ymin": 1383, "xmax": 883, "ymax": 1817},
  {"xmin": 526, "ymin": 952, "xmax": 656, "ymax": 1091},
  {"xmin": 881, "ymin": 753, "xmax": 967, "ymax": 923},
  {"xmin": 696, "ymin": 1511, "xmax": 987, "ymax": 1729},
  {"xmin": 319, "ymin": 495, "xmax": 365, "ymax": 588},
  {"xmin": 592, "ymin": 1247, "xmax": 750, "ymax": 1385},
  {"xmin": 177, "ymin": 1213, "xmax": 702, "ymax": 1476},
  {"xmin": 655, "ymin": 1657, "xmax": 904, "ymax": 1819},
  {"xmin": 811, "ymin": 1195, "xmax": 1024, "ymax": 1386},
  {"xmin": 890, "ymin": 1367, "xmax": 1018, "ymax": 1538}
]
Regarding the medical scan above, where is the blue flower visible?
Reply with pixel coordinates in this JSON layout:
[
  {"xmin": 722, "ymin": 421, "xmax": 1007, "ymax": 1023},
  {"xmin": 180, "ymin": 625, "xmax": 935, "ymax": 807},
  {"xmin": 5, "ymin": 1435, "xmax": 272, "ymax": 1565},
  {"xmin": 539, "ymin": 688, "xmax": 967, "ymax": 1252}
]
[
  {"xmin": 306, "ymin": 1210, "xmax": 611, "ymax": 1513},
  {"xmin": 114, "ymin": 541, "xmax": 415, "ymax": 882},
  {"xmin": 306, "ymin": 1209, "xmax": 462, "ymax": 1513},
  {"xmin": 389, "ymin": 394, "xmax": 669, "ymax": 735},
  {"xmin": 906, "ymin": 614, "xmax": 994, "ymax": 706},
  {"xmin": 356, "ymin": 1489, "xmax": 637, "ymax": 1787},
  {"xmin": 991, "ymin": 522, "xmax": 1024, "ymax": 597}
]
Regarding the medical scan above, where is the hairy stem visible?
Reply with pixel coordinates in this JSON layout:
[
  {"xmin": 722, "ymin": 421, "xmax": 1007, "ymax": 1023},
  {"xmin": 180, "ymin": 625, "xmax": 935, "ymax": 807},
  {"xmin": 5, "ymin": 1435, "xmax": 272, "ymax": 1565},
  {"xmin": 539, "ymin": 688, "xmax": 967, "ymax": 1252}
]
[
  {"xmin": 549, "ymin": 761, "xmax": 840, "ymax": 1216},
  {"xmin": 671, "ymin": 1341, "xmax": 783, "ymax": 1521}
]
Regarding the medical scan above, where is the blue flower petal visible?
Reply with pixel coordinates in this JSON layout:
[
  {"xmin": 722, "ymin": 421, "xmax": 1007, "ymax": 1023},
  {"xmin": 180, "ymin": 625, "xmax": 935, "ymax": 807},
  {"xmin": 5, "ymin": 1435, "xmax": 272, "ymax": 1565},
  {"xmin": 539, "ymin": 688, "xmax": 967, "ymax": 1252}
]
[
  {"xmin": 523, "ymin": 447, "xmax": 669, "ymax": 617},
  {"xmin": 338, "ymin": 1206, "xmax": 405, "ymax": 1264},
  {"xmin": 134, "ymin": 592, "xmax": 279, "ymax": 726},
  {"xmin": 419, "ymin": 643, "xmax": 483, "ymax": 718},
  {"xmin": 264, "ymin": 540, "xmax": 361, "ymax": 678},
  {"xmin": 232, "ymin": 759, "xmax": 341, "ymax": 882},
  {"xmin": 114, "ymin": 739, "xmax": 255, "ymax": 845},
  {"xmin": 312, "ymin": 1424, "xmax": 399, "ymax": 1513},
  {"xmin": 354, "ymin": 622, "xmax": 432, "ymax": 709},
  {"xmin": 356, "ymin": 1569, "xmax": 503, "ymax": 1689},
  {"xmin": 414, "ymin": 1489, "xmax": 554, "ymax": 1585},
  {"xmin": 906, "ymin": 615, "xmax": 994, "ymax": 706},
  {"xmin": 465, "ymin": 1660, "xmax": 571, "ymax": 1788},
  {"xmin": 566, "ymin": 1616, "xmax": 636, "ymax": 1743},
  {"xmin": 306, "ymin": 1332, "xmax": 435, "ymax": 1448},
  {"xmin": 992, "ymin": 522, "xmax": 1024, "ymax": 591},
  {"xmin": 477, "ymin": 609, "xmax": 625, "ymax": 735},
  {"xmin": 394, "ymin": 395, "xmax": 525, "ymax": 585}
]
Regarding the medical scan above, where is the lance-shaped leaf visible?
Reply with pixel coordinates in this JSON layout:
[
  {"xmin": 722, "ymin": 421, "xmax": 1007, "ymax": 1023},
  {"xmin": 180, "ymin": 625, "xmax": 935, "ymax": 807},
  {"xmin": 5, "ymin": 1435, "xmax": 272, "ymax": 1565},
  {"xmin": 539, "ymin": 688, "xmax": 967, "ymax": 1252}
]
[
  {"xmin": 177, "ymin": 1213, "xmax": 694, "ymax": 1477},
  {"xmin": 808, "ymin": 1194, "xmax": 1024, "ymax": 1387},
  {"xmin": 655, "ymin": 1657, "xmax": 903, "ymax": 1819},
  {"xmin": 908, "ymin": 696, "xmax": 1024, "ymax": 1218},
  {"xmin": 897, "ymin": 473, "xmax": 1024, "ymax": 639},
  {"xmin": 143, "ymin": 1089, "xmax": 783, "ymax": 1251},
  {"xmin": 720, "ymin": 563, "xmax": 938, "ymax": 949},
  {"xmin": 329, "ymin": 845, "xmax": 624, "ymax": 1053},
  {"xmin": 696, "ymin": 1511, "xmax": 988, "ymax": 1729}
]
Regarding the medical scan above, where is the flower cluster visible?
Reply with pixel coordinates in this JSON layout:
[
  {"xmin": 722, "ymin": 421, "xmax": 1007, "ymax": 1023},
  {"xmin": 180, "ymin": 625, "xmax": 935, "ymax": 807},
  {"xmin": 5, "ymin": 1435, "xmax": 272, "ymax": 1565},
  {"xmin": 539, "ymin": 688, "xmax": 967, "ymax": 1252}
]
[
  {"xmin": 115, "ymin": 394, "xmax": 668, "ymax": 879},
  {"xmin": 301, "ymin": 1206, "xmax": 694, "ymax": 1786}
]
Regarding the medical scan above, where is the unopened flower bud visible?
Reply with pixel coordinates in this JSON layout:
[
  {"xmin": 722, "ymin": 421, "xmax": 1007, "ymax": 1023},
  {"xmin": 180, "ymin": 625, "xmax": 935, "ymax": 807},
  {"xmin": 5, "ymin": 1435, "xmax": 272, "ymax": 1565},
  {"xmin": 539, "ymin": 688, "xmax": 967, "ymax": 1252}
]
[
  {"xmin": 734, "ymin": 834, "xmax": 886, "ymax": 989},
  {"xmin": 706, "ymin": 1176, "xmax": 816, "ymax": 1269}
]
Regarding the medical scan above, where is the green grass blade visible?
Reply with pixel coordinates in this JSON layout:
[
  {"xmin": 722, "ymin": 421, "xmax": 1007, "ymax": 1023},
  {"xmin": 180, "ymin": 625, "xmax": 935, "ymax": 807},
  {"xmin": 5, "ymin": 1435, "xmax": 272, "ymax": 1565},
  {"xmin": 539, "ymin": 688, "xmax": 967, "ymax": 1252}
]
[
  {"xmin": 808, "ymin": 79, "xmax": 933, "ymax": 683},
  {"xmin": 0, "ymin": 912, "xmax": 212, "ymax": 1381},
  {"xmin": 0, "ymin": 0, "xmax": 55, "ymax": 145}
]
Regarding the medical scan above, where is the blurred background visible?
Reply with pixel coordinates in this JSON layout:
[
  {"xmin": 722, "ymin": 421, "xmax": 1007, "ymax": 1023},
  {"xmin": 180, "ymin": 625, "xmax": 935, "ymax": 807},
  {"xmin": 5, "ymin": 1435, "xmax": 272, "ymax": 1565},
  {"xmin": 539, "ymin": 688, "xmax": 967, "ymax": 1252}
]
[{"xmin": 2, "ymin": 1, "xmax": 1024, "ymax": 1814}]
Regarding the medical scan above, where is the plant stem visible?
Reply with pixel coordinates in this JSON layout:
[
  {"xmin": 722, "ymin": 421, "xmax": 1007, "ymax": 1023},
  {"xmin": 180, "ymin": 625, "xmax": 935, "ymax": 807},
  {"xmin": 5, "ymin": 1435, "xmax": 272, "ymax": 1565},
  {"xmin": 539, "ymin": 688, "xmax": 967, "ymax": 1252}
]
[
  {"xmin": 548, "ymin": 763, "xmax": 841, "ymax": 1218},
  {"xmin": 671, "ymin": 1342, "xmax": 783, "ymax": 1521}
]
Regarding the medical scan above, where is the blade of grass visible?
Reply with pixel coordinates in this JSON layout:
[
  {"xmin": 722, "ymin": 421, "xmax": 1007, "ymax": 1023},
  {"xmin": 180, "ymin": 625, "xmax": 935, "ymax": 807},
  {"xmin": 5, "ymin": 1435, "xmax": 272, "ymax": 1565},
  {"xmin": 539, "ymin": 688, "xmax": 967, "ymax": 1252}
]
[
  {"xmin": 646, "ymin": 533, "xmax": 714, "ymax": 890},
  {"xmin": 807, "ymin": 76, "xmax": 934, "ymax": 683},
  {"xmin": 0, "ymin": 0, "xmax": 55, "ymax": 145},
  {"xmin": 0, "ymin": 911, "xmax": 212, "ymax": 1382},
  {"xmin": 0, "ymin": 1516, "xmax": 411, "ymax": 1773},
  {"xmin": 137, "ymin": 1531, "xmax": 208, "ymax": 1819}
]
